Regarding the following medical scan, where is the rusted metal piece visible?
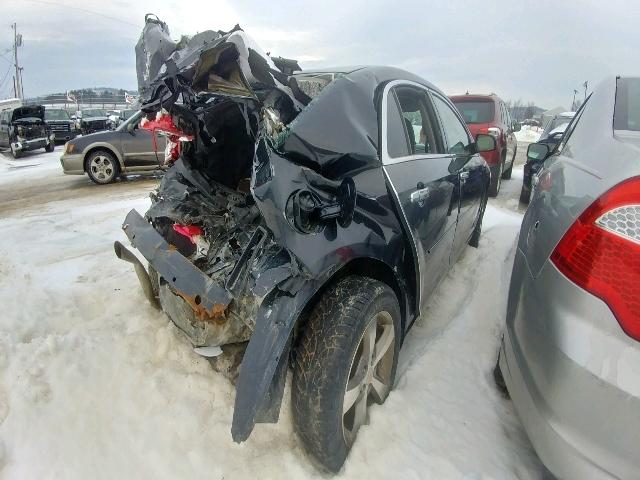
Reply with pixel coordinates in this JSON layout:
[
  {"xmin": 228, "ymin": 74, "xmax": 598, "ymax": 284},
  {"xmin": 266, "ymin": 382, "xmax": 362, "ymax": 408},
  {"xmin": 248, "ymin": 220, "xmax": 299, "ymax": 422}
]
[
  {"xmin": 177, "ymin": 292, "xmax": 227, "ymax": 323},
  {"xmin": 119, "ymin": 209, "xmax": 232, "ymax": 316}
]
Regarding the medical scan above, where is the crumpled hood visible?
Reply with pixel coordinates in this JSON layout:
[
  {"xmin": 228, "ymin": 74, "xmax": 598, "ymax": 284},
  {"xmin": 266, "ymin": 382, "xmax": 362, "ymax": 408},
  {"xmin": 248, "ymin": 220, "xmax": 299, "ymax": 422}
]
[
  {"xmin": 83, "ymin": 116, "xmax": 109, "ymax": 122},
  {"xmin": 134, "ymin": 14, "xmax": 302, "ymax": 113},
  {"xmin": 12, "ymin": 106, "xmax": 45, "ymax": 122}
]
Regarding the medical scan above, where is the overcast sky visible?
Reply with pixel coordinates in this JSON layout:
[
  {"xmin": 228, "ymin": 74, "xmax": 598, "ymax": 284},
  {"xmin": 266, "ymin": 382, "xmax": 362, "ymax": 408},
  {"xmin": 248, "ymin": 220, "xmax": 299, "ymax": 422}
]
[{"xmin": 1, "ymin": 0, "xmax": 638, "ymax": 109}]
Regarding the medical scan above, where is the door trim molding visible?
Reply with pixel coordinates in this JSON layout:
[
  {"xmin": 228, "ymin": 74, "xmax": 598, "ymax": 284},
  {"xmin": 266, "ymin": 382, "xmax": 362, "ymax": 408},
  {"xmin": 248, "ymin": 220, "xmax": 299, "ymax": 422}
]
[{"xmin": 382, "ymin": 165, "xmax": 422, "ymax": 319}]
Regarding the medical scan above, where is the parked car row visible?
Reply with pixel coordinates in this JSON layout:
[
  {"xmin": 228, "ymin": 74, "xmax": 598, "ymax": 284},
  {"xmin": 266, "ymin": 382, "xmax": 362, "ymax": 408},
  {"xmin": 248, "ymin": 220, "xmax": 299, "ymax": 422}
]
[
  {"xmin": 0, "ymin": 105, "xmax": 55, "ymax": 157},
  {"xmin": 450, "ymin": 93, "xmax": 519, "ymax": 197},
  {"xmin": 520, "ymin": 111, "xmax": 575, "ymax": 203}
]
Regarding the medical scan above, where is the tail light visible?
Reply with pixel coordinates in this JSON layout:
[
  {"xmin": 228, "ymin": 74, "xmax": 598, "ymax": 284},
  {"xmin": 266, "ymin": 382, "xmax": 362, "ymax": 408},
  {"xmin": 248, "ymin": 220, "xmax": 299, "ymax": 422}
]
[
  {"xmin": 487, "ymin": 127, "xmax": 501, "ymax": 138},
  {"xmin": 551, "ymin": 177, "xmax": 640, "ymax": 341}
]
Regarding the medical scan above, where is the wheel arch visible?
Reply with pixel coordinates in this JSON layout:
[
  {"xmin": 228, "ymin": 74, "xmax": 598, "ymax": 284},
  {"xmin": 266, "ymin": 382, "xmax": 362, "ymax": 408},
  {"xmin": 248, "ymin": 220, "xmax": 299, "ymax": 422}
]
[
  {"xmin": 292, "ymin": 256, "xmax": 410, "ymax": 347},
  {"xmin": 83, "ymin": 143, "xmax": 124, "ymax": 172}
]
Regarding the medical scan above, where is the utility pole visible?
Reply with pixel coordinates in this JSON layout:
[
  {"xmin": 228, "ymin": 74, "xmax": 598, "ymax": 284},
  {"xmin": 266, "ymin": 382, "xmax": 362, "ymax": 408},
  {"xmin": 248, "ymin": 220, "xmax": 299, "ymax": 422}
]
[
  {"xmin": 11, "ymin": 23, "xmax": 23, "ymax": 100},
  {"xmin": 583, "ymin": 81, "xmax": 588, "ymax": 101},
  {"xmin": 572, "ymin": 89, "xmax": 577, "ymax": 110}
]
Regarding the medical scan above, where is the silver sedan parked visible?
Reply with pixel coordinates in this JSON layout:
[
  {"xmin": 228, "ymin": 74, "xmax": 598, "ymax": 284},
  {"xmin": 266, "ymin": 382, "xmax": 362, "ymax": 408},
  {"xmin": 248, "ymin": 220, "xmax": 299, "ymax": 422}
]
[
  {"xmin": 497, "ymin": 76, "xmax": 640, "ymax": 479},
  {"xmin": 60, "ymin": 111, "xmax": 166, "ymax": 184}
]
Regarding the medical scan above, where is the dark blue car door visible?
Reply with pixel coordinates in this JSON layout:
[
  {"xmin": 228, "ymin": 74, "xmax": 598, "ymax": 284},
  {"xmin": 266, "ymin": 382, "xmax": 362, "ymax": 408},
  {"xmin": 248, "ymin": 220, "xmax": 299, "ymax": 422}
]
[
  {"xmin": 430, "ymin": 93, "xmax": 486, "ymax": 262},
  {"xmin": 381, "ymin": 81, "xmax": 461, "ymax": 318}
]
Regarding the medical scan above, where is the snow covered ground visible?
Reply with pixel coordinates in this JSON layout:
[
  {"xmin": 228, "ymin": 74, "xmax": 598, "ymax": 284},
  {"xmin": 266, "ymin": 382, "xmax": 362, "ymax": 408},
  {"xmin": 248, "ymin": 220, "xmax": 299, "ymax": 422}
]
[
  {"xmin": 0, "ymin": 149, "xmax": 547, "ymax": 479},
  {"xmin": 515, "ymin": 126, "xmax": 542, "ymax": 144}
]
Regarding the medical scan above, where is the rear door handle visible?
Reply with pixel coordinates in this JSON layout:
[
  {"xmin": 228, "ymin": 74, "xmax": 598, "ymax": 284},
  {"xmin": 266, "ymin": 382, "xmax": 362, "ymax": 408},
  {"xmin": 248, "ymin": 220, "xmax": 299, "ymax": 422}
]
[
  {"xmin": 410, "ymin": 187, "xmax": 430, "ymax": 203},
  {"xmin": 460, "ymin": 171, "xmax": 470, "ymax": 180}
]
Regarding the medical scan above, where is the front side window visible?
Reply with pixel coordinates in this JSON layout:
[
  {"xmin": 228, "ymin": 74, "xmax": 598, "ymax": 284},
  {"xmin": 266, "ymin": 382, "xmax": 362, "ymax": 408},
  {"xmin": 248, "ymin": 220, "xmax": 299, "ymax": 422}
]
[
  {"xmin": 614, "ymin": 78, "xmax": 640, "ymax": 131},
  {"xmin": 83, "ymin": 109, "xmax": 106, "ymax": 117},
  {"xmin": 45, "ymin": 109, "xmax": 70, "ymax": 121},
  {"xmin": 432, "ymin": 95, "xmax": 472, "ymax": 155}
]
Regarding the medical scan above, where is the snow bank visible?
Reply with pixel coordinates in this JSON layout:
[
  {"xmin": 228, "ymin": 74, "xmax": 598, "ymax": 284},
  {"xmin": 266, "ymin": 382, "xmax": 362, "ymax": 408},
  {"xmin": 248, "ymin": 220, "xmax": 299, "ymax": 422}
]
[
  {"xmin": 0, "ymin": 153, "xmax": 543, "ymax": 478},
  {"xmin": 514, "ymin": 126, "xmax": 541, "ymax": 144}
]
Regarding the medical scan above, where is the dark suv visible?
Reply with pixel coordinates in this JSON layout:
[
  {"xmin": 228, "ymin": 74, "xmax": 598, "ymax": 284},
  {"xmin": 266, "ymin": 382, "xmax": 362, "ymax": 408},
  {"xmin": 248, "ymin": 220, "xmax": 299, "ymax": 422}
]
[
  {"xmin": 44, "ymin": 108, "xmax": 79, "ymax": 143},
  {"xmin": 450, "ymin": 94, "xmax": 519, "ymax": 196},
  {"xmin": 0, "ymin": 105, "xmax": 54, "ymax": 158},
  {"xmin": 115, "ymin": 16, "xmax": 496, "ymax": 473}
]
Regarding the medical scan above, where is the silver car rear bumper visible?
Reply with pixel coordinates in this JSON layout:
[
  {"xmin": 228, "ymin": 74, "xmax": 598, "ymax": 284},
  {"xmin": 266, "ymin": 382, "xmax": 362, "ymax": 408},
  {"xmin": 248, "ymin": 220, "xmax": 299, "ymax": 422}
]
[{"xmin": 500, "ymin": 249, "xmax": 640, "ymax": 480}]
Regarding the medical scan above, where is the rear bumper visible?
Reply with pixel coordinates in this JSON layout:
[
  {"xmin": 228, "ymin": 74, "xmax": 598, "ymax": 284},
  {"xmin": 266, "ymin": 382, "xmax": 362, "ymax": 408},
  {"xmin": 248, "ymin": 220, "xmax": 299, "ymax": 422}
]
[
  {"xmin": 500, "ymin": 249, "xmax": 640, "ymax": 479},
  {"xmin": 118, "ymin": 209, "xmax": 246, "ymax": 347}
]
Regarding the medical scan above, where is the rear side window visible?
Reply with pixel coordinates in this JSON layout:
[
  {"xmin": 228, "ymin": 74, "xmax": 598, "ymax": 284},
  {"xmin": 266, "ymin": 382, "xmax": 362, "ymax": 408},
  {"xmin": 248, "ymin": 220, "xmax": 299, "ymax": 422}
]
[
  {"xmin": 614, "ymin": 78, "xmax": 640, "ymax": 131},
  {"xmin": 394, "ymin": 87, "xmax": 441, "ymax": 155},
  {"xmin": 556, "ymin": 96, "xmax": 590, "ymax": 153},
  {"xmin": 386, "ymin": 92, "xmax": 411, "ymax": 158},
  {"xmin": 452, "ymin": 100, "xmax": 494, "ymax": 124}
]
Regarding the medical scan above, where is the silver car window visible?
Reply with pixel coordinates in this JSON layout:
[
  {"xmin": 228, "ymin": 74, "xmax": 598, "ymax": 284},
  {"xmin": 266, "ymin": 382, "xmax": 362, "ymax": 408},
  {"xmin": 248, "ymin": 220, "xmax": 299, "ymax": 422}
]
[{"xmin": 556, "ymin": 96, "xmax": 591, "ymax": 153}]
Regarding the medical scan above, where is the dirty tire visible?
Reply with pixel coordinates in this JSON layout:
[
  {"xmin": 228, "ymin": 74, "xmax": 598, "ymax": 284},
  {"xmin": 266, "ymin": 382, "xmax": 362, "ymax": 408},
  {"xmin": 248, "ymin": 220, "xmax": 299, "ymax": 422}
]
[
  {"xmin": 519, "ymin": 184, "xmax": 531, "ymax": 204},
  {"xmin": 488, "ymin": 161, "xmax": 503, "ymax": 197},
  {"xmin": 10, "ymin": 143, "xmax": 21, "ymax": 159},
  {"xmin": 501, "ymin": 155, "xmax": 512, "ymax": 179},
  {"xmin": 85, "ymin": 149, "xmax": 119, "ymax": 184},
  {"xmin": 292, "ymin": 276, "xmax": 401, "ymax": 473},
  {"xmin": 45, "ymin": 142, "xmax": 54, "ymax": 153},
  {"xmin": 494, "ymin": 353, "xmax": 510, "ymax": 399},
  {"xmin": 469, "ymin": 198, "xmax": 486, "ymax": 248}
]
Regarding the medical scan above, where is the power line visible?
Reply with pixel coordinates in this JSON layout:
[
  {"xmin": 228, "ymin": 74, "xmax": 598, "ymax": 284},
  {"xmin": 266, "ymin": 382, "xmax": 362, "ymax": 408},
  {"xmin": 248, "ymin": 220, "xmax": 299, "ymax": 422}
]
[
  {"xmin": 23, "ymin": 0, "xmax": 140, "ymax": 27},
  {"xmin": 0, "ymin": 64, "xmax": 13, "ymax": 97}
]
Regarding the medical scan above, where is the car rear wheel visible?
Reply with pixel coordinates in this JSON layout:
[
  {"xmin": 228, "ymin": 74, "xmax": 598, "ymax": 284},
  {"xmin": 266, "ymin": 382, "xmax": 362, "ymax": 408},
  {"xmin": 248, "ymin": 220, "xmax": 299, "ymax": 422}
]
[
  {"xmin": 519, "ymin": 184, "xmax": 531, "ymax": 204},
  {"xmin": 292, "ymin": 275, "xmax": 401, "ymax": 472},
  {"xmin": 488, "ymin": 160, "xmax": 503, "ymax": 197},
  {"xmin": 501, "ymin": 153, "xmax": 513, "ymax": 179},
  {"xmin": 86, "ymin": 150, "xmax": 120, "ymax": 184},
  {"xmin": 469, "ymin": 197, "xmax": 487, "ymax": 248}
]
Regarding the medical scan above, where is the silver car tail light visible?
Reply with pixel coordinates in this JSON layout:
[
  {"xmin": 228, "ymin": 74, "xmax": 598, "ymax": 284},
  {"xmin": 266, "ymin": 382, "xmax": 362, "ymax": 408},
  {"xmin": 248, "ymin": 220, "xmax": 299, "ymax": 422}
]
[
  {"xmin": 595, "ymin": 205, "xmax": 640, "ymax": 245},
  {"xmin": 551, "ymin": 177, "xmax": 640, "ymax": 342}
]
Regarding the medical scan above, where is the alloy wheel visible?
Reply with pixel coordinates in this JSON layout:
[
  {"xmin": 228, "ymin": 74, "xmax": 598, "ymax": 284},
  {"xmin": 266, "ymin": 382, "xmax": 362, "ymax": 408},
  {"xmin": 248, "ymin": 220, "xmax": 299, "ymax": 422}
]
[
  {"xmin": 342, "ymin": 310, "xmax": 395, "ymax": 445},
  {"xmin": 90, "ymin": 155, "xmax": 116, "ymax": 182}
]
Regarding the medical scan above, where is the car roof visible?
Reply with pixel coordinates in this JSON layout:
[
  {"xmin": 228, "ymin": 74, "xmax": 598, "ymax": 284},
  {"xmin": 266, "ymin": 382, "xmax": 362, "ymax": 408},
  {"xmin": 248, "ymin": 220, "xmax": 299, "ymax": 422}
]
[
  {"xmin": 295, "ymin": 65, "xmax": 441, "ymax": 93},
  {"xmin": 449, "ymin": 94, "xmax": 501, "ymax": 102}
]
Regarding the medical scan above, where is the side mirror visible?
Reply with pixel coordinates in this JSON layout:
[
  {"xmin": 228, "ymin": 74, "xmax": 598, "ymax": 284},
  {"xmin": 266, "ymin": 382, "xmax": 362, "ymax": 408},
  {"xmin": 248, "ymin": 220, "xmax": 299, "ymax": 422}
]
[
  {"xmin": 549, "ymin": 131, "xmax": 564, "ymax": 141},
  {"xmin": 476, "ymin": 133, "xmax": 497, "ymax": 153},
  {"xmin": 527, "ymin": 142, "xmax": 550, "ymax": 162},
  {"xmin": 127, "ymin": 122, "xmax": 136, "ymax": 133},
  {"xmin": 512, "ymin": 121, "xmax": 521, "ymax": 132}
]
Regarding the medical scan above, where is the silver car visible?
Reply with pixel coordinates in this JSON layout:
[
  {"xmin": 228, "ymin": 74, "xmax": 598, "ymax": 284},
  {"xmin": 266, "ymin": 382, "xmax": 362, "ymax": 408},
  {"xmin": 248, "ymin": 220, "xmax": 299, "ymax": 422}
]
[
  {"xmin": 497, "ymin": 76, "xmax": 640, "ymax": 479},
  {"xmin": 61, "ymin": 111, "xmax": 166, "ymax": 184}
]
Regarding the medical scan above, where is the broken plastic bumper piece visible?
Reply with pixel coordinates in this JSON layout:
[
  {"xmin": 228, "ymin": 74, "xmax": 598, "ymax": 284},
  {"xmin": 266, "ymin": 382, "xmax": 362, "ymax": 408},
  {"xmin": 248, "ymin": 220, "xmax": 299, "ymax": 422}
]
[{"xmin": 117, "ymin": 209, "xmax": 232, "ymax": 320}]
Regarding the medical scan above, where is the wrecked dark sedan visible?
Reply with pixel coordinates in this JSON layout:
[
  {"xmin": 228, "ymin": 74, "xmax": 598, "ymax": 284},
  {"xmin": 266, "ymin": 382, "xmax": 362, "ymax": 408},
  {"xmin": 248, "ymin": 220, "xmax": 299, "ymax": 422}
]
[{"xmin": 115, "ymin": 15, "xmax": 495, "ymax": 472}]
